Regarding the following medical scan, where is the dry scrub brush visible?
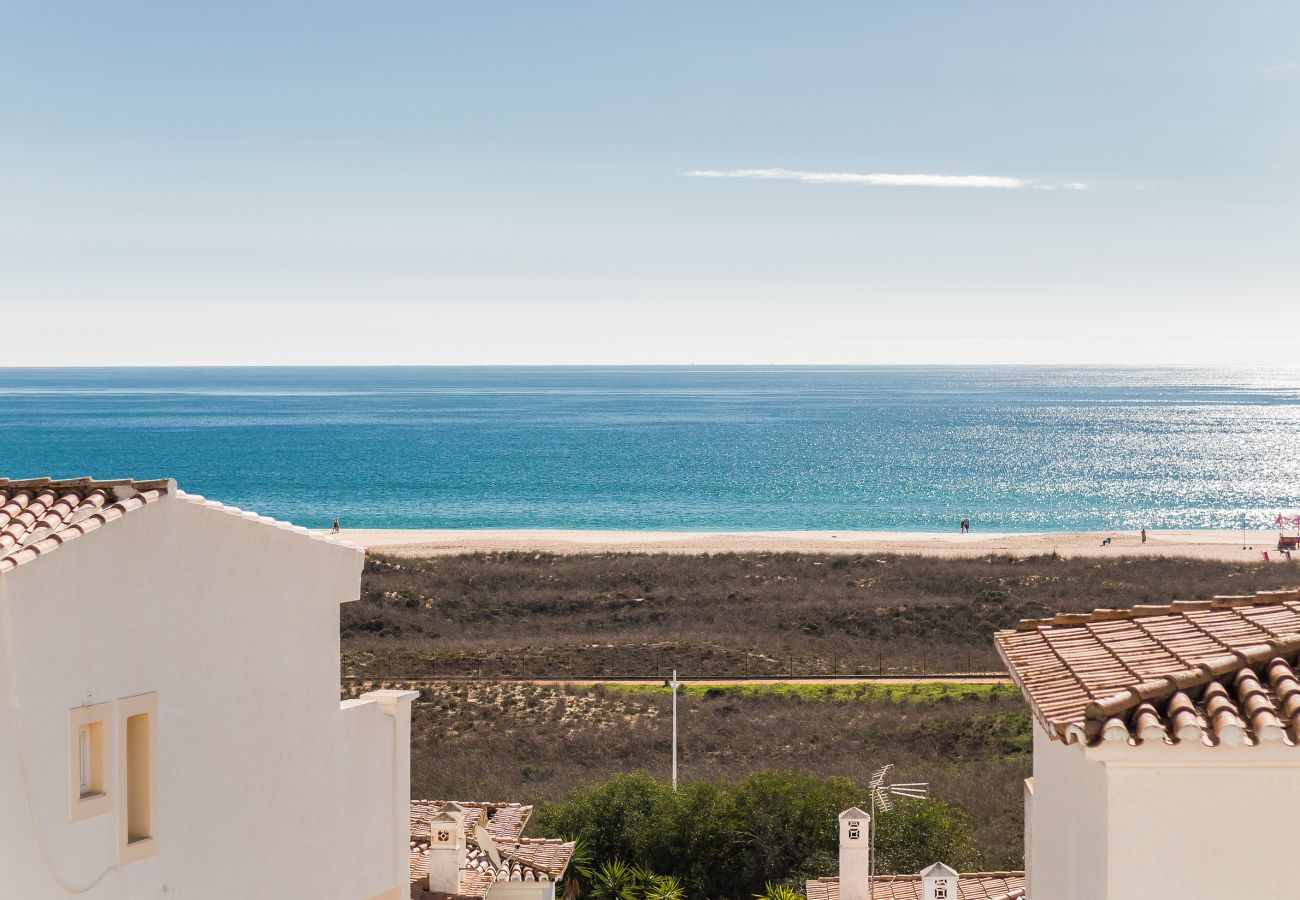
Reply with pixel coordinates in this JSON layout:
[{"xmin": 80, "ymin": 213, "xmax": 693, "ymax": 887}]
[
  {"xmin": 400, "ymin": 682, "xmax": 1029, "ymax": 869},
  {"xmin": 344, "ymin": 551, "xmax": 1298, "ymax": 676}
]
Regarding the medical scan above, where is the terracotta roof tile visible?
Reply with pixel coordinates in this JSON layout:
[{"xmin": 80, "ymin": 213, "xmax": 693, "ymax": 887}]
[
  {"xmin": 411, "ymin": 800, "xmax": 535, "ymax": 846},
  {"xmin": 0, "ymin": 476, "xmax": 172, "ymax": 573},
  {"xmin": 409, "ymin": 800, "xmax": 575, "ymax": 899},
  {"xmin": 806, "ymin": 873, "xmax": 1025, "ymax": 900},
  {"xmin": 0, "ymin": 477, "xmax": 363, "ymax": 576},
  {"xmin": 996, "ymin": 590, "xmax": 1300, "ymax": 744}
]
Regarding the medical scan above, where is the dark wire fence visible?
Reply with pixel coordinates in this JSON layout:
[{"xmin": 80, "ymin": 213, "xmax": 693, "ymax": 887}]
[{"xmin": 341, "ymin": 646, "xmax": 1008, "ymax": 683}]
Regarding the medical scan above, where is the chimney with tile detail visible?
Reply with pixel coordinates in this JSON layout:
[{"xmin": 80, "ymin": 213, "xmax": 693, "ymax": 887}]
[
  {"xmin": 920, "ymin": 862, "xmax": 959, "ymax": 900},
  {"xmin": 427, "ymin": 802, "xmax": 466, "ymax": 894},
  {"xmin": 838, "ymin": 807, "xmax": 870, "ymax": 900}
]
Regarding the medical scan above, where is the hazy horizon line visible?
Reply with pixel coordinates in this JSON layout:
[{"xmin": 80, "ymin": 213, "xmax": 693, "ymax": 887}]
[{"xmin": 0, "ymin": 362, "xmax": 1289, "ymax": 370}]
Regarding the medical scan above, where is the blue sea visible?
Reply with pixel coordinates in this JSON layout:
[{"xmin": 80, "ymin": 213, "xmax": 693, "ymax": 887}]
[{"xmin": 2, "ymin": 366, "xmax": 1298, "ymax": 532}]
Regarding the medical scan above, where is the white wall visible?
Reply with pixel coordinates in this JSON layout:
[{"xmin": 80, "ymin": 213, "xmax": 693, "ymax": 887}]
[
  {"xmin": 0, "ymin": 493, "xmax": 413, "ymax": 900},
  {"xmin": 1025, "ymin": 724, "xmax": 1108, "ymax": 900},
  {"xmin": 1101, "ymin": 746, "xmax": 1300, "ymax": 900},
  {"xmin": 340, "ymin": 690, "xmax": 417, "ymax": 900},
  {"xmin": 1028, "ymin": 720, "xmax": 1300, "ymax": 900}
]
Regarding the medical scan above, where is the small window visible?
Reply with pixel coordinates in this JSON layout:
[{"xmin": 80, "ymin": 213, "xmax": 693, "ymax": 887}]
[
  {"xmin": 69, "ymin": 703, "xmax": 111, "ymax": 822},
  {"xmin": 118, "ymin": 693, "xmax": 158, "ymax": 863},
  {"xmin": 935, "ymin": 885, "xmax": 949, "ymax": 900},
  {"xmin": 125, "ymin": 712, "xmax": 151, "ymax": 842},
  {"xmin": 78, "ymin": 727, "xmax": 90, "ymax": 794},
  {"xmin": 78, "ymin": 722, "xmax": 102, "ymax": 797}
]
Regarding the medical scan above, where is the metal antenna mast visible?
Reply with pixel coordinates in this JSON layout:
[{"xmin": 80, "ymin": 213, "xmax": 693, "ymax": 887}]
[{"xmin": 867, "ymin": 764, "xmax": 929, "ymax": 898}]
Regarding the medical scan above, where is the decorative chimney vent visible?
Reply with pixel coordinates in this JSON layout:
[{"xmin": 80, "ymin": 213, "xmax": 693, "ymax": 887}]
[
  {"xmin": 837, "ymin": 807, "xmax": 871, "ymax": 900},
  {"xmin": 920, "ymin": 862, "xmax": 959, "ymax": 900},
  {"xmin": 428, "ymin": 803, "xmax": 467, "ymax": 893}
]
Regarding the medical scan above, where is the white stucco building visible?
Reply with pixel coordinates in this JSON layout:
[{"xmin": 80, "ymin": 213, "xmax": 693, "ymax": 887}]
[
  {"xmin": 0, "ymin": 476, "xmax": 417, "ymax": 899},
  {"xmin": 997, "ymin": 589, "xmax": 1300, "ymax": 900}
]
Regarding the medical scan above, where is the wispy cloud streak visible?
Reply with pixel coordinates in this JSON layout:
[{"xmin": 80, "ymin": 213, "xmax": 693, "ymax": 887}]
[{"xmin": 684, "ymin": 168, "xmax": 1085, "ymax": 190}]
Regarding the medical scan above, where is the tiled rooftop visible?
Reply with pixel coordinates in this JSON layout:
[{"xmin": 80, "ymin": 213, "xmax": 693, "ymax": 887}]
[
  {"xmin": 0, "ymin": 477, "xmax": 172, "ymax": 573},
  {"xmin": 995, "ymin": 590, "xmax": 1300, "ymax": 745},
  {"xmin": 805, "ymin": 873, "xmax": 1026, "ymax": 900},
  {"xmin": 409, "ymin": 801, "xmax": 575, "ymax": 899},
  {"xmin": 0, "ymin": 475, "xmax": 363, "ymax": 576}
]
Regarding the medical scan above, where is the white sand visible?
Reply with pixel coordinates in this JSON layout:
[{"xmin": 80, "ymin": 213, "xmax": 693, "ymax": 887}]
[{"xmin": 333, "ymin": 528, "xmax": 1295, "ymax": 562}]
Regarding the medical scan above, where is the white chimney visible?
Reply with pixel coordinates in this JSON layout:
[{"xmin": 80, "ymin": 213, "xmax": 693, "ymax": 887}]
[
  {"xmin": 428, "ymin": 802, "xmax": 466, "ymax": 894},
  {"xmin": 919, "ymin": 862, "xmax": 959, "ymax": 900},
  {"xmin": 838, "ymin": 807, "xmax": 871, "ymax": 900}
]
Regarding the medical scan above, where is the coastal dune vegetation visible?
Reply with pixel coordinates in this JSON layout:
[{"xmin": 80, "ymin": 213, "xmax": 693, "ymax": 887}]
[
  {"xmin": 344, "ymin": 551, "xmax": 1300, "ymax": 678},
  {"xmin": 344, "ymin": 551, "xmax": 1300, "ymax": 880}
]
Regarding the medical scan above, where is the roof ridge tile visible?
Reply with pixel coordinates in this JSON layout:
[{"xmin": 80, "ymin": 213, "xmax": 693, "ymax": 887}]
[
  {"xmin": 997, "ymin": 589, "xmax": 1300, "ymax": 745},
  {"xmin": 1014, "ymin": 592, "xmax": 1300, "ymax": 632}
]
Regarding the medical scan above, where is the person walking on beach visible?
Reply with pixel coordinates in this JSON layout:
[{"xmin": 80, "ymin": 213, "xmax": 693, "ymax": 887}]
[
  {"xmin": 1141, "ymin": 528, "xmax": 1147, "ymax": 544},
  {"xmin": 331, "ymin": 517, "xmax": 340, "ymax": 534},
  {"xmin": 960, "ymin": 518, "xmax": 970, "ymax": 534}
]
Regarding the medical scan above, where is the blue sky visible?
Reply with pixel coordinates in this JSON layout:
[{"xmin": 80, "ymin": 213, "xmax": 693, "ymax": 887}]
[{"xmin": 2, "ymin": 2, "xmax": 1296, "ymax": 364}]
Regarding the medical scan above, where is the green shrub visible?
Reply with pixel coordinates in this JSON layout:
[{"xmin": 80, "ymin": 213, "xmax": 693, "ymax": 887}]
[
  {"xmin": 873, "ymin": 798, "xmax": 980, "ymax": 873},
  {"xmin": 644, "ymin": 875, "xmax": 685, "ymax": 900},
  {"xmin": 754, "ymin": 884, "xmax": 806, "ymax": 900},
  {"xmin": 590, "ymin": 860, "xmax": 639, "ymax": 900},
  {"xmin": 535, "ymin": 770, "xmax": 981, "ymax": 900}
]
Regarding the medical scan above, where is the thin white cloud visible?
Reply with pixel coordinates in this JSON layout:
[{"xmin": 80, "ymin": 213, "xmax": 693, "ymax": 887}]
[
  {"xmin": 685, "ymin": 167, "xmax": 1086, "ymax": 190},
  {"xmin": 1032, "ymin": 181, "xmax": 1088, "ymax": 192},
  {"xmin": 1262, "ymin": 61, "xmax": 1299, "ymax": 75}
]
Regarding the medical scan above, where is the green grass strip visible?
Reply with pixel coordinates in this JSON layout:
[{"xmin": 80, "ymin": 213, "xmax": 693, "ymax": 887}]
[{"xmin": 596, "ymin": 681, "xmax": 1018, "ymax": 703}]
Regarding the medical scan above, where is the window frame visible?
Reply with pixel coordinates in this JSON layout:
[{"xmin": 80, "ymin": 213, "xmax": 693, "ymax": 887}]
[
  {"xmin": 68, "ymin": 702, "xmax": 112, "ymax": 822},
  {"xmin": 117, "ymin": 692, "xmax": 159, "ymax": 864}
]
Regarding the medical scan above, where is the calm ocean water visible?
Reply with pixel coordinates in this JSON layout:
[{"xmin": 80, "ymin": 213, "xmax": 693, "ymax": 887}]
[{"xmin": 2, "ymin": 366, "xmax": 1298, "ymax": 531}]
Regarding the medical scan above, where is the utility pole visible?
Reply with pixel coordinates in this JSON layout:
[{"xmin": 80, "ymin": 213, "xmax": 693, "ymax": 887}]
[{"xmin": 668, "ymin": 669, "xmax": 681, "ymax": 789}]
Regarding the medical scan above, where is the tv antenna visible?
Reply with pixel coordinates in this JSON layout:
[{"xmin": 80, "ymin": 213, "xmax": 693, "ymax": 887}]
[{"xmin": 867, "ymin": 764, "xmax": 929, "ymax": 897}]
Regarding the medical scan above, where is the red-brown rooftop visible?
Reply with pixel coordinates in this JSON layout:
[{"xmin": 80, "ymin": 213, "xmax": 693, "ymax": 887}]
[
  {"xmin": 0, "ymin": 476, "xmax": 172, "ymax": 573},
  {"xmin": 409, "ymin": 800, "xmax": 575, "ymax": 900},
  {"xmin": 996, "ymin": 590, "xmax": 1300, "ymax": 746},
  {"xmin": 805, "ymin": 873, "xmax": 1025, "ymax": 900}
]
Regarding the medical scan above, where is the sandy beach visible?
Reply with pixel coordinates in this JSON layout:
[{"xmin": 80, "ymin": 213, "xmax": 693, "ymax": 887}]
[{"xmin": 335, "ymin": 528, "xmax": 1293, "ymax": 562}]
